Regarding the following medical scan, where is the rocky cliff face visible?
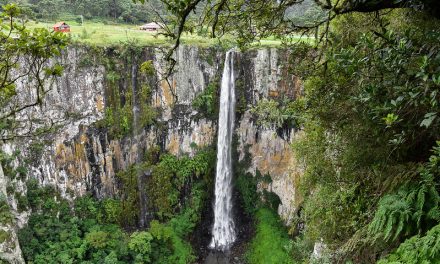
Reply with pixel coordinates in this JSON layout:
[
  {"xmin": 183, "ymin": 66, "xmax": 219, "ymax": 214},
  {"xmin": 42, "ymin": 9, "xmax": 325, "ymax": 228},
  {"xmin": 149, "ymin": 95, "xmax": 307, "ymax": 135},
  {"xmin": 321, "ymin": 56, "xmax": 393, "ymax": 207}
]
[{"xmin": 0, "ymin": 45, "xmax": 303, "ymax": 262}]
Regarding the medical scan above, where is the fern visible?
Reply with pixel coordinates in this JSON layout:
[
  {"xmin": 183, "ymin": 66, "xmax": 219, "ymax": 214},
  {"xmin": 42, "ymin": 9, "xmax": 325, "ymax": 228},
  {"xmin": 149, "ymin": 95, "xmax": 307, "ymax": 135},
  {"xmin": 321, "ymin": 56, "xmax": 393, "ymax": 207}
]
[
  {"xmin": 369, "ymin": 143, "xmax": 440, "ymax": 241},
  {"xmin": 378, "ymin": 223, "xmax": 440, "ymax": 264},
  {"xmin": 369, "ymin": 191, "xmax": 412, "ymax": 241}
]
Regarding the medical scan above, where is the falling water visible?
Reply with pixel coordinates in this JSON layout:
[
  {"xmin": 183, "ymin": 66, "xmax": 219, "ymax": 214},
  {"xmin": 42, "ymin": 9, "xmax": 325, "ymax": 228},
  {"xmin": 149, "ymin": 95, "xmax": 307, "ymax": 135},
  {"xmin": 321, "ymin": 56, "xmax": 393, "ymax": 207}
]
[
  {"xmin": 131, "ymin": 62, "xmax": 148, "ymax": 228},
  {"xmin": 210, "ymin": 50, "xmax": 236, "ymax": 251}
]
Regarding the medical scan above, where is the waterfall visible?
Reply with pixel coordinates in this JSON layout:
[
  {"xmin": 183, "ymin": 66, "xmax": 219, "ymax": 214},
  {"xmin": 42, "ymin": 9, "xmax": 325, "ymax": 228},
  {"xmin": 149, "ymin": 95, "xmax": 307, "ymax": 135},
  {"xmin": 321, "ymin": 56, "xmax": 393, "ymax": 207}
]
[
  {"xmin": 210, "ymin": 50, "xmax": 236, "ymax": 251},
  {"xmin": 131, "ymin": 61, "xmax": 148, "ymax": 228}
]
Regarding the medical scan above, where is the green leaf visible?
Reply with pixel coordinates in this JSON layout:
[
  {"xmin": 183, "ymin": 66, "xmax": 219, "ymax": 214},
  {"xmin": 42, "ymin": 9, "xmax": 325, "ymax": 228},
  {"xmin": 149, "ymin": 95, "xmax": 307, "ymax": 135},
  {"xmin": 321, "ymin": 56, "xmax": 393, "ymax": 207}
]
[
  {"xmin": 420, "ymin": 112, "xmax": 437, "ymax": 128},
  {"xmin": 383, "ymin": 113, "xmax": 399, "ymax": 127}
]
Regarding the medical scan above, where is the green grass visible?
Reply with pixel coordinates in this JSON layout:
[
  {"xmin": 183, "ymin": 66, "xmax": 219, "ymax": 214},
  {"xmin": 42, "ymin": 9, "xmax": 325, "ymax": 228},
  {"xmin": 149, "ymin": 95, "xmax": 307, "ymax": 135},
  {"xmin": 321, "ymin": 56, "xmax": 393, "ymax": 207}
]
[
  {"xmin": 251, "ymin": 35, "xmax": 315, "ymax": 48},
  {"xmin": 26, "ymin": 20, "xmax": 313, "ymax": 47},
  {"xmin": 27, "ymin": 20, "xmax": 214, "ymax": 46},
  {"xmin": 246, "ymin": 208, "xmax": 294, "ymax": 264}
]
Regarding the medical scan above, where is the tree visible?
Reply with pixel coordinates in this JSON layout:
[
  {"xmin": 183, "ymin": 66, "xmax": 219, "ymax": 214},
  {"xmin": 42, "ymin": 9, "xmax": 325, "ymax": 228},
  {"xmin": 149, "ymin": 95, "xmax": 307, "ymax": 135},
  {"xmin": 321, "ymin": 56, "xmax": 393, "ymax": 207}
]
[{"xmin": 128, "ymin": 231, "xmax": 153, "ymax": 263}]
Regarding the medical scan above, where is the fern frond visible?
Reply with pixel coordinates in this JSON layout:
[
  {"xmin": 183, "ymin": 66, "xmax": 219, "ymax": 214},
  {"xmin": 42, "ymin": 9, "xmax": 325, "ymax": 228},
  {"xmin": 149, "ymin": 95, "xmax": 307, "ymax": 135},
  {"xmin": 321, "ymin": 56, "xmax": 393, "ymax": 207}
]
[
  {"xmin": 369, "ymin": 194, "xmax": 412, "ymax": 241},
  {"xmin": 369, "ymin": 163, "xmax": 439, "ymax": 241},
  {"xmin": 378, "ymin": 224, "xmax": 440, "ymax": 263}
]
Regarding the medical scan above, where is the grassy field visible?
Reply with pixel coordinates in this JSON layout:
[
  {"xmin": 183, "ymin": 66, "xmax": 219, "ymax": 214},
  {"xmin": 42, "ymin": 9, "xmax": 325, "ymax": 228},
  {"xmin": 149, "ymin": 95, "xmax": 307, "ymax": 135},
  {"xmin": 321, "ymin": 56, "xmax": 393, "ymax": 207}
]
[{"xmin": 27, "ymin": 20, "xmax": 314, "ymax": 47}]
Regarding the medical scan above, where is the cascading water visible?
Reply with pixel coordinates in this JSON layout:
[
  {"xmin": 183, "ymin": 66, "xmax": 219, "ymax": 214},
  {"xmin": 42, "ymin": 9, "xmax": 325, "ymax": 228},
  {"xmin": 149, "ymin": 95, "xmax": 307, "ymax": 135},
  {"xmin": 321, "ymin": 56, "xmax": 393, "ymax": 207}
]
[
  {"xmin": 131, "ymin": 61, "xmax": 148, "ymax": 228},
  {"xmin": 210, "ymin": 50, "xmax": 236, "ymax": 251}
]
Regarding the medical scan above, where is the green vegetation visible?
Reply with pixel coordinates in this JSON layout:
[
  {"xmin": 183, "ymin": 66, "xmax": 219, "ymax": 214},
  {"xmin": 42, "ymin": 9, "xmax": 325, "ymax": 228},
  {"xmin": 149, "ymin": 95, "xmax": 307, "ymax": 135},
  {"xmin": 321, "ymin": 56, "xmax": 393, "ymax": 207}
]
[
  {"xmin": 0, "ymin": 193, "xmax": 13, "ymax": 225},
  {"xmin": 246, "ymin": 208, "xmax": 293, "ymax": 264},
  {"xmin": 169, "ymin": 1, "xmax": 440, "ymax": 262},
  {"xmin": 192, "ymin": 77, "xmax": 220, "ymax": 120},
  {"xmin": 18, "ymin": 146, "xmax": 215, "ymax": 263},
  {"xmin": 250, "ymin": 98, "xmax": 305, "ymax": 129},
  {"xmin": 235, "ymin": 167, "xmax": 280, "ymax": 216},
  {"xmin": 368, "ymin": 165, "xmax": 440, "ymax": 242},
  {"xmin": 114, "ymin": 164, "xmax": 143, "ymax": 227},
  {"xmin": 0, "ymin": 229, "xmax": 11, "ymax": 243},
  {"xmin": 27, "ymin": 21, "xmax": 221, "ymax": 47},
  {"xmin": 90, "ymin": 43, "xmax": 158, "ymax": 138},
  {"xmin": 235, "ymin": 169, "xmax": 259, "ymax": 215},
  {"xmin": 234, "ymin": 145, "xmax": 296, "ymax": 264},
  {"xmin": 3, "ymin": 0, "xmax": 440, "ymax": 263},
  {"xmin": 378, "ymin": 223, "xmax": 440, "ymax": 264},
  {"xmin": 0, "ymin": 150, "xmax": 27, "ymax": 182},
  {"xmin": 1, "ymin": 1, "xmax": 313, "ymax": 47},
  {"xmin": 233, "ymin": 143, "xmax": 258, "ymax": 216},
  {"xmin": 292, "ymin": 10, "xmax": 440, "ymax": 263},
  {"xmin": 19, "ymin": 180, "xmax": 160, "ymax": 263},
  {"xmin": 0, "ymin": 0, "xmax": 164, "ymax": 23},
  {"xmin": 234, "ymin": 79, "xmax": 248, "ymax": 117},
  {"xmin": 24, "ymin": 20, "xmax": 298, "ymax": 47},
  {"xmin": 114, "ymin": 146, "xmax": 215, "ymax": 226},
  {"xmin": 147, "ymin": 148, "xmax": 216, "ymax": 220}
]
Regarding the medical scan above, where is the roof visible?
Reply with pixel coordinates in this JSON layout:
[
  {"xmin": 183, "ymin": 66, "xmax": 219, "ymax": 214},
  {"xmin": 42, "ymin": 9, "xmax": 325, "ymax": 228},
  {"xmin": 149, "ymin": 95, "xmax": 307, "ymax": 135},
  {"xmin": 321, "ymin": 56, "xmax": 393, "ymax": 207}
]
[
  {"xmin": 53, "ymin": 22, "xmax": 68, "ymax": 27},
  {"xmin": 140, "ymin": 22, "xmax": 163, "ymax": 29}
]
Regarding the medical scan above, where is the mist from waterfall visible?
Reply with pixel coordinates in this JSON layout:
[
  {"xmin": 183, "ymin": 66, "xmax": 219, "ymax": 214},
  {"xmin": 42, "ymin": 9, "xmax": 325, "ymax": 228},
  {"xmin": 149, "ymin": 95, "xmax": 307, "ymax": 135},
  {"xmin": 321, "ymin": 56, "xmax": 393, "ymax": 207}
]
[{"xmin": 210, "ymin": 50, "xmax": 236, "ymax": 251}]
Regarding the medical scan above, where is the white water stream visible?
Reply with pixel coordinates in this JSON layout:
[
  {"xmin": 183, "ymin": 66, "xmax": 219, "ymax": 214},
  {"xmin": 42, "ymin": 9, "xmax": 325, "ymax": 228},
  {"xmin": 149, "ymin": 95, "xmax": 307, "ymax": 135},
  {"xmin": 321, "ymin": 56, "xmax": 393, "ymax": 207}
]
[{"xmin": 210, "ymin": 50, "xmax": 236, "ymax": 251}]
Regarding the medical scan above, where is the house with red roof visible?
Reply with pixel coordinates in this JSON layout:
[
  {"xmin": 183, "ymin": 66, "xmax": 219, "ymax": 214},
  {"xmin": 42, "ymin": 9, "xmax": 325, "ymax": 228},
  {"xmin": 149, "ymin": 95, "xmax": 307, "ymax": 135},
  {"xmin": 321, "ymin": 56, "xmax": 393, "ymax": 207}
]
[{"xmin": 53, "ymin": 22, "xmax": 70, "ymax": 33}]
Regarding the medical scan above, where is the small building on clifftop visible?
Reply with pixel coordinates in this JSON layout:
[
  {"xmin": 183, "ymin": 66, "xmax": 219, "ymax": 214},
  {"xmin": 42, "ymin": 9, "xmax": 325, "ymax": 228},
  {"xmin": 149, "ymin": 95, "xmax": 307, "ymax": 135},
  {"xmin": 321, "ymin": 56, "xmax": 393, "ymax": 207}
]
[
  {"xmin": 139, "ymin": 22, "xmax": 163, "ymax": 32},
  {"xmin": 53, "ymin": 22, "xmax": 70, "ymax": 33}
]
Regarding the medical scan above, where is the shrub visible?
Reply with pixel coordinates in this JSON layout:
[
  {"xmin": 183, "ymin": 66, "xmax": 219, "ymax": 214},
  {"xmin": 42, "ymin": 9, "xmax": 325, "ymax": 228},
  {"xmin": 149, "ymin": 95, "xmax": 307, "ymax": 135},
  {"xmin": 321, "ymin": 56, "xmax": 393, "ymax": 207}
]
[
  {"xmin": 235, "ymin": 171, "xmax": 259, "ymax": 215},
  {"xmin": 0, "ymin": 229, "xmax": 11, "ymax": 243},
  {"xmin": 192, "ymin": 78, "xmax": 220, "ymax": 120},
  {"xmin": 250, "ymin": 98, "xmax": 305, "ymax": 129},
  {"xmin": 0, "ymin": 193, "xmax": 13, "ymax": 225},
  {"xmin": 128, "ymin": 231, "xmax": 153, "ymax": 263}
]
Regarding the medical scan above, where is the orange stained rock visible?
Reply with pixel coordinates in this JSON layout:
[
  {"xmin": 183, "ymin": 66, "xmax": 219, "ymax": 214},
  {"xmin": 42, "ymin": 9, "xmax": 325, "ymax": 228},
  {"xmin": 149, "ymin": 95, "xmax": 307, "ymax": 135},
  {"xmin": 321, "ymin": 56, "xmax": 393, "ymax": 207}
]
[
  {"xmin": 110, "ymin": 141, "xmax": 123, "ymax": 171},
  {"xmin": 96, "ymin": 95, "xmax": 105, "ymax": 112},
  {"xmin": 160, "ymin": 79, "xmax": 176, "ymax": 107},
  {"xmin": 167, "ymin": 133, "xmax": 180, "ymax": 155},
  {"xmin": 251, "ymin": 142, "xmax": 294, "ymax": 178}
]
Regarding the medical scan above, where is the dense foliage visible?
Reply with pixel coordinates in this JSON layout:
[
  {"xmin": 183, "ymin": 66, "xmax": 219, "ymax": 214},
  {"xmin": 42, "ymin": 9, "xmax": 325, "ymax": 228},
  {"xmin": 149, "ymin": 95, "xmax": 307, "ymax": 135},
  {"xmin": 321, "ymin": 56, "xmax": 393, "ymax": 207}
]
[
  {"xmin": 0, "ymin": 0, "xmax": 165, "ymax": 23},
  {"xmin": 250, "ymin": 98, "xmax": 304, "ymax": 130},
  {"xmin": 293, "ymin": 10, "xmax": 440, "ymax": 263},
  {"xmin": 19, "ymin": 182, "xmax": 194, "ymax": 263},
  {"xmin": 147, "ymin": 148, "xmax": 216, "ymax": 220},
  {"xmin": 377, "ymin": 223, "xmax": 440, "ymax": 264},
  {"xmin": 192, "ymin": 77, "xmax": 220, "ymax": 120},
  {"xmin": 18, "ymin": 146, "xmax": 216, "ymax": 263},
  {"xmin": 3, "ymin": 0, "xmax": 440, "ymax": 263},
  {"xmin": 157, "ymin": 1, "xmax": 439, "ymax": 262}
]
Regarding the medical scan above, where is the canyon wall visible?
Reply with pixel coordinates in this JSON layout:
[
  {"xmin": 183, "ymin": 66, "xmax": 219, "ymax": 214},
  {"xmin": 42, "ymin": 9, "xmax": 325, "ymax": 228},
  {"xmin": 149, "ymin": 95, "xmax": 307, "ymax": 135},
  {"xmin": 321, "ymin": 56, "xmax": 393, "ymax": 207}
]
[{"xmin": 0, "ymin": 45, "xmax": 303, "ymax": 262}]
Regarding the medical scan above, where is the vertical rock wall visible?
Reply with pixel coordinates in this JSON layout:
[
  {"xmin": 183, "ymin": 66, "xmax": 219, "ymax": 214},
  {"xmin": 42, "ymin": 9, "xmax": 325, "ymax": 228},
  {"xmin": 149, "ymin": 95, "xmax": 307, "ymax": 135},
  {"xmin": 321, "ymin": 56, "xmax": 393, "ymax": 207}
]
[{"xmin": 236, "ymin": 49, "xmax": 303, "ymax": 223}]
